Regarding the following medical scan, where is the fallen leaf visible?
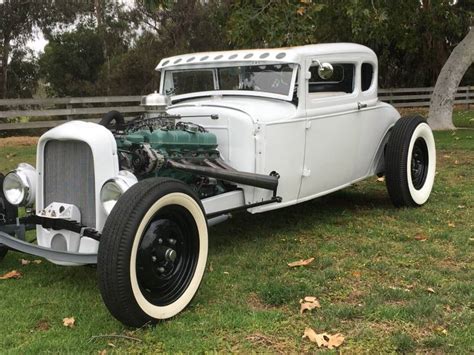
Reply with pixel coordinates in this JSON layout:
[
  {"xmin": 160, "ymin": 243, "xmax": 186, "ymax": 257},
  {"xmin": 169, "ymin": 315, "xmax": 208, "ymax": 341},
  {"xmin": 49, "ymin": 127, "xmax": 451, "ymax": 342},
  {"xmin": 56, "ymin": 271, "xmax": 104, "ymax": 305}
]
[
  {"xmin": 288, "ymin": 257, "xmax": 315, "ymax": 267},
  {"xmin": 302, "ymin": 328, "xmax": 345, "ymax": 349},
  {"xmin": 296, "ymin": 7, "xmax": 305, "ymax": 15},
  {"xmin": 457, "ymin": 205, "xmax": 465, "ymax": 209},
  {"xmin": 442, "ymin": 154, "xmax": 451, "ymax": 158},
  {"xmin": 33, "ymin": 260, "xmax": 42, "ymax": 264},
  {"xmin": 223, "ymin": 271, "xmax": 229, "ymax": 275},
  {"xmin": 98, "ymin": 350, "xmax": 107, "ymax": 355},
  {"xmin": 448, "ymin": 222, "xmax": 455, "ymax": 228},
  {"xmin": 376, "ymin": 176, "xmax": 385, "ymax": 182},
  {"xmin": 327, "ymin": 333, "xmax": 345, "ymax": 349},
  {"xmin": 208, "ymin": 263, "xmax": 213, "ymax": 272},
  {"xmin": 63, "ymin": 317, "xmax": 75, "ymax": 328},
  {"xmin": 20, "ymin": 259, "xmax": 31, "ymax": 265},
  {"xmin": 352, "ymin": 271, "xmax": 361, "ymax": 278},
  {"xmin": 0, "ymin": 270, "xmax": 22, "ymax": 280},
  {"xmin": 299, "ymin": 296, "xmax": 321, "ymax": 314},
  {"xmin": 108, "ymin": 343, "xmax": 115, "ymax": 348},
  {"xmin": 302, "ymin": 328, "xmax": 327, "ymax": 347},
  {"xmin": 427, "ymin": 287, "xmax": 435, "ymax": 294},
  {"xmin": 414, "ymin": 233, "xmax": 428, "ymax": 241},
  {"xmin": 454, "ymin": 159, "xmax": 459, "ymax": 164}
]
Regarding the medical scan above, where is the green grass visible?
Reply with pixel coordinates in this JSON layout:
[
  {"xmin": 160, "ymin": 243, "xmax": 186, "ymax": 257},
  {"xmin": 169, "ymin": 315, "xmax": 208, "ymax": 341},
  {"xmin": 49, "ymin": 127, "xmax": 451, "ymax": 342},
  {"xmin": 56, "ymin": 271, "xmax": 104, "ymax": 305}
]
[{"xmin": 0, "ymin": 128, "xmax": 473, "ymax": 353}]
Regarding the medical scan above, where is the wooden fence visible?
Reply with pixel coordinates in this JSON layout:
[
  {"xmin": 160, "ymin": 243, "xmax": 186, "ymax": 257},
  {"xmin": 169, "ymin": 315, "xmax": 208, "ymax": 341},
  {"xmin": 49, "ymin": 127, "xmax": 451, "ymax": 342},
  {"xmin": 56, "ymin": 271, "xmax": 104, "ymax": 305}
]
[{"xmin": 0, "ymin": 86, "xmax": 473, "ymax": 131}]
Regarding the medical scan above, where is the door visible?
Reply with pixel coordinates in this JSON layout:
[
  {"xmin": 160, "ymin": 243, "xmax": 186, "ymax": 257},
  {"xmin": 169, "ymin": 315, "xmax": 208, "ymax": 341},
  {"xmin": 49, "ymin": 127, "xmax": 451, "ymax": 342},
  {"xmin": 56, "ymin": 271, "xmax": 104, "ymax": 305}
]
[{"xmin": 298, "ymin": 57, "xmax": 361, "ymax": 200}]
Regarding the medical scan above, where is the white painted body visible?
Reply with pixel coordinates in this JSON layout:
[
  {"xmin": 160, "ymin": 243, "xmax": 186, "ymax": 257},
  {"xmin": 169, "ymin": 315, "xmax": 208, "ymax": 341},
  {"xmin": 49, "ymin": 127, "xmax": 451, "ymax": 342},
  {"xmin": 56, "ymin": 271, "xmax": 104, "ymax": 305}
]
[
  {"xmin": 26, "ymin": 43, "xmax": 401, "ymax": 264},
  {"xmin": 160, "ymin": 43, "xmax": 400, "ymax": 212}
]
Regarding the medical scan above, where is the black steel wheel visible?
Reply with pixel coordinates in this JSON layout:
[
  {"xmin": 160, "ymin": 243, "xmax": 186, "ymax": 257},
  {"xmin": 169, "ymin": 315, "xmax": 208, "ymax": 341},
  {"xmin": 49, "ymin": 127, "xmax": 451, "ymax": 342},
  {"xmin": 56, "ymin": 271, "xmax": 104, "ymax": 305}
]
[
  {"xmin": 97, "ymin": 178, "xmax": 208, "ymax": 327},
  {"xmin": 385, "ymin": 116, "xmax": 436, "ymax": 207}
]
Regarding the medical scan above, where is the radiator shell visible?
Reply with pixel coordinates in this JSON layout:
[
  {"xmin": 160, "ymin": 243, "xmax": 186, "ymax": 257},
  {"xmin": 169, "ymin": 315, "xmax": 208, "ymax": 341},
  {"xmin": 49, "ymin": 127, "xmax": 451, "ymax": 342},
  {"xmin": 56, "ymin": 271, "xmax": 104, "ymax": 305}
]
[{"xmin": 35, "ymin": 121, "xmax": 119, "ymax": 263}]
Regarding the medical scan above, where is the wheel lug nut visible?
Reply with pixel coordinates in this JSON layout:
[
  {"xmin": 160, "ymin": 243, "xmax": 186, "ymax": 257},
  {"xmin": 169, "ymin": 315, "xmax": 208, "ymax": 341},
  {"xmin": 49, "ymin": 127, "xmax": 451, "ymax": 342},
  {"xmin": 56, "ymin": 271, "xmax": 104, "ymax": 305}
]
[
  {"xmin": 168, "ymin": 238, "xmax": 176, "ymax": 245},
  {"xmin": 157, "ymin": 267, "xmax": 165, "ymax": 273},
  {"xmin": 152, "ymin": 256, "xmax": 157, "ymax": 262},
  {"xmin": 158, "ymin": 238, "xmax": 163, "ymax": 244}
]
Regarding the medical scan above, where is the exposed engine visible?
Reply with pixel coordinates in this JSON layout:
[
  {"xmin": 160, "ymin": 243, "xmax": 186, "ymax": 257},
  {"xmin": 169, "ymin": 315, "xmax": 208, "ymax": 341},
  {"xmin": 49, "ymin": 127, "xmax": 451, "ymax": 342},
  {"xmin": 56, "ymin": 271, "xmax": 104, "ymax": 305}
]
[{"xmin": 103, "ymin": 93, "xmax": 279, "ymax": 200}]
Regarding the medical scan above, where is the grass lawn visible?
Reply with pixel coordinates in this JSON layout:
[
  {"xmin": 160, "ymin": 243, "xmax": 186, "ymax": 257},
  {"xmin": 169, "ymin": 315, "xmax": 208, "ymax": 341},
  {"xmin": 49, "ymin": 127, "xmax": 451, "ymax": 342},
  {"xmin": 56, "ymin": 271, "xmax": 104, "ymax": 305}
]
[{"xmin": 0, "ymin": 116, "xmax": 472, "ymax": 353}]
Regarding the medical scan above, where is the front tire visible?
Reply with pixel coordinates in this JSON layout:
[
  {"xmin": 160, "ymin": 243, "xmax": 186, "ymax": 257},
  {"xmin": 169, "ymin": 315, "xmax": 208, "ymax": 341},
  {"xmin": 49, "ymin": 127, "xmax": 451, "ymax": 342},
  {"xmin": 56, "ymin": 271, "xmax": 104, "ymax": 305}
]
[
  {"xmin": 97, "ymin": 178, "xmax": 208, "ymax": 327},
  {"xmin": 385, "ymin": 116, "xmax": 436, "ymax": 207}
]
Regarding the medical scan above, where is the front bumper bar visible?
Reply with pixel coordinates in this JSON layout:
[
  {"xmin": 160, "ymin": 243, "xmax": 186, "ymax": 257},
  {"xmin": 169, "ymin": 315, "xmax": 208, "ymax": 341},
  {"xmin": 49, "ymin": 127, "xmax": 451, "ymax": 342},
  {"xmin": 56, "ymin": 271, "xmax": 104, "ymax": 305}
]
[{"xmin": 0, "ymin": 230, "xmax": 97, "ymax": 264}]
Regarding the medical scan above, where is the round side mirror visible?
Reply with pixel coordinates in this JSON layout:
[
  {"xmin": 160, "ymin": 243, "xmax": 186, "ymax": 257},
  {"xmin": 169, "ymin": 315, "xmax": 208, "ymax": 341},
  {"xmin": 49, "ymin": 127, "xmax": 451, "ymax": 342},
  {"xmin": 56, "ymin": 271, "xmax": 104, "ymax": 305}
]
[{"xmin": 318, "ymin": 62, "xmax": 334, "ymax": 80}]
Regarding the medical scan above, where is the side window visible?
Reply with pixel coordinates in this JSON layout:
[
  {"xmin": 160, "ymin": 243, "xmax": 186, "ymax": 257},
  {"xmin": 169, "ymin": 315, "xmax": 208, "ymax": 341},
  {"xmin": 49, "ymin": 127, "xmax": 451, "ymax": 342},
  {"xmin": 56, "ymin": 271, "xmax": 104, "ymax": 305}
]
[
  {"xmin": 361, "ymin": 63, "xmax": 374, "ymax": 92},
  {"xmin": 308, "ymin": 63, "xmax": 355, "ymax": 96}
]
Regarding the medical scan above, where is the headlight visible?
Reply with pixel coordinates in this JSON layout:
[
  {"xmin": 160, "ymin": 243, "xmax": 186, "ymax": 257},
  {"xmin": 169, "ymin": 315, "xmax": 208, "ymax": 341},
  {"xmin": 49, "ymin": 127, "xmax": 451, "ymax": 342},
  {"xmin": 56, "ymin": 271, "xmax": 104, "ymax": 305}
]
[
  {"xmin": 2, "ymin": 163, "xmax": 36, "ymax": 206},
  {"xmin": 100, "ymin": 171, "xmax": 137, "ymax": 215}
]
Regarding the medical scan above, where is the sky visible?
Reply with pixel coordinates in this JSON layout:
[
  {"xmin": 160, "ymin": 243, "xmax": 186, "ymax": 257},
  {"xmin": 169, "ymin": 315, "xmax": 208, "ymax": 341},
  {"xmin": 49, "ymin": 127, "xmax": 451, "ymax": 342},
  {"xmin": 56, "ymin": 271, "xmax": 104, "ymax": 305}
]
[{"xmin": 27, "ymin": 0, "xmax": 135, "ymax": 54}]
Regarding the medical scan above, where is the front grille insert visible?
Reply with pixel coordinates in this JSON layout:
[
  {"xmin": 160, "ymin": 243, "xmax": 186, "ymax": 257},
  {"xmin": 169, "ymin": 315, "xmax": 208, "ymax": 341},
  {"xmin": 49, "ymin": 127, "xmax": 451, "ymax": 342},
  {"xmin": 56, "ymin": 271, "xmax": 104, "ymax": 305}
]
[{"xmin": 43, "ymin": 140, "xmax": 96, "ymax": 227}]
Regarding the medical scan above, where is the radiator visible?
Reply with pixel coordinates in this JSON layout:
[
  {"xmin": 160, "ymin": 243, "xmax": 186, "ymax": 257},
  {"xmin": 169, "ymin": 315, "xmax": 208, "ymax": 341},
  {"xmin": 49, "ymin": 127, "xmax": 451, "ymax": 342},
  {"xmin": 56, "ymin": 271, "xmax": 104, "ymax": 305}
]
[{"xmin": 43, "ymin": 140, "xmax": 96, "ymax": 227}]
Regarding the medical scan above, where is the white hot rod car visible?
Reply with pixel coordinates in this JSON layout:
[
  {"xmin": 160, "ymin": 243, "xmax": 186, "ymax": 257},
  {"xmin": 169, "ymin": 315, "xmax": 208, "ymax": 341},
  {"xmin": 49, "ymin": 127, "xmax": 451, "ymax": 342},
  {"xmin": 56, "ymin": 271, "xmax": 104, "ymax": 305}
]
[{"xmin": 0, "ymin": 43, "xmax": 436, "ymax": 327}]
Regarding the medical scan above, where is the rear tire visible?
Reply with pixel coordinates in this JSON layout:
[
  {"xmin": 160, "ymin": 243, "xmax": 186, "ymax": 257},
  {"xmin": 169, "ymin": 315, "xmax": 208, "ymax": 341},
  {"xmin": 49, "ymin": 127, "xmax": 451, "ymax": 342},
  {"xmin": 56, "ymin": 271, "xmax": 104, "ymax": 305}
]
[
  {"xmin": 97, "ymin": 178, "xmax": 208, "ymax": 327},
  {"xmin": 385, "ymin": 116, "xmax": 436, "ymax": 207}
]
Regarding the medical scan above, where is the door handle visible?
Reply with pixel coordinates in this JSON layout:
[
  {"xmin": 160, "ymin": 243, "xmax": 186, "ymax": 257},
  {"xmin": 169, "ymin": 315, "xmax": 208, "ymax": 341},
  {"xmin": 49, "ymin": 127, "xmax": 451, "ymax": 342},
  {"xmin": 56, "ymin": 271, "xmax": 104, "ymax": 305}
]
[{"xmin": 357, "ymin": 102, "xmax": 368, "ymax": 110}]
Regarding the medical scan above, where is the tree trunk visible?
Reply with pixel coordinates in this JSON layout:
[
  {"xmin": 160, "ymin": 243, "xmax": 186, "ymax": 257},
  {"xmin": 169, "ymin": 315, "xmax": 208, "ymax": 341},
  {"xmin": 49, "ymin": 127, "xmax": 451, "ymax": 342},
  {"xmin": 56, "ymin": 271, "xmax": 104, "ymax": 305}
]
[
  {"xmin": 429, "ymin": 27, "xmax": 474, "ymax": 130},
  {"xmin": 1, "ymin": 36, "xmax": 9, "ymax": 99}
]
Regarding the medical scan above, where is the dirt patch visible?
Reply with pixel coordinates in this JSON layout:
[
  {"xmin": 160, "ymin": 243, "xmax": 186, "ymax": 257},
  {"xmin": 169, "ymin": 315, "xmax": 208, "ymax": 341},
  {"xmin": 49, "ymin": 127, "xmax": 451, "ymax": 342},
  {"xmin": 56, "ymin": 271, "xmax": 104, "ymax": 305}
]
[
  {"xmin": 0, "ymin": 136, "xmax": 39, "ymax": 148},
  {"xmin": 245, "ymin": 332, "xmax": 290, "ymax": 354},
  {"xmin": 35, "ymin": 319, "xmax": 50, "ymax": 331},
  {"xmin": 247, "ymin": 292, "xmax": 270, "ymax": 311}
]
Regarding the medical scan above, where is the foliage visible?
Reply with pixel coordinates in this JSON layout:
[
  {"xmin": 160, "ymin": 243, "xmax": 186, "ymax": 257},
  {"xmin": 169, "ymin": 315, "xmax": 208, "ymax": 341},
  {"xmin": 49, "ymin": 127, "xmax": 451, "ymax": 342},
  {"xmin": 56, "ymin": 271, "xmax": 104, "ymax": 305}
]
[
  {"xmin": 39, "ymin": 26, "xmax": 105, "ymax": 97},
  {"xmin": 227, "ymin": 0, "xmax": 472, "ymax": 88},
  {"xmin": 2, "ymin": 0, "xmax": 473, "ymax": 97},
  {"xmin": 0, "ymin": 0, "xmax": 91, "ymax": 98},
  {"xmin": 6, "ymin": 48, "xmax": 39, "ymax": 98}
]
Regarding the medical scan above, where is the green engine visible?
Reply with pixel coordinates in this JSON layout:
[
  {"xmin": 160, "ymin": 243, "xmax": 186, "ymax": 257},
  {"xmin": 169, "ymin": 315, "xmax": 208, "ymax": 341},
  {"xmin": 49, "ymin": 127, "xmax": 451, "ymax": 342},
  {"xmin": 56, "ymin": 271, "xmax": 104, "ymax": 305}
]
[{"xmin": 115, "ymin": 117, "xmax": 227, "ymax": 197}]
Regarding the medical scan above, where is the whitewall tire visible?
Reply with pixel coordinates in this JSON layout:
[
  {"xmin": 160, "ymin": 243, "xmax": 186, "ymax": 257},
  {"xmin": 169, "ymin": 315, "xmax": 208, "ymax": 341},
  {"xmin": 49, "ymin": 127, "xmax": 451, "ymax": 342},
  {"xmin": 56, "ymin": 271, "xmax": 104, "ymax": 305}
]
[
  {"xmin": 97, "ymin": 178, "xmax": 208, "ymax": 327},
  {"xmin": 385, "ymin": 116, "xmax": 436, "ymax": 207}
]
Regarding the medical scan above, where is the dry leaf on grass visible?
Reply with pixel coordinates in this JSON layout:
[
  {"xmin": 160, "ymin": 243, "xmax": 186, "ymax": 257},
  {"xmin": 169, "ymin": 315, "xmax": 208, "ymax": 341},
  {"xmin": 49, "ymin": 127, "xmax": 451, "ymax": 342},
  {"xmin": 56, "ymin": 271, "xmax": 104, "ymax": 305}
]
[
  {"xmin": 288, "ymin": 257, "xmax": 315, "ymax": 268},
  {"xmin": 448, "ymin": 222, "xmax": 455, "ymax": 228},
  {"xmin": 376, "ymin": 176, "xmax": 385, "ymax": 182},
  {"xmin": 302, "ymin": 328, "xmax": 344, "ymax": 349},
  {"xmin": 299, "ymin": 296, "xmax": 321, "ymax": 314},
  {"xmin": 63, "ymin": 317, "xmax": 75, "ymax": 328},
  {"xmin": 414, "ymin": 233, "xmax": 428, "ymax": 241},
  {"xmin": 0, "ymin": 270, "xmax": 22, "ymax": 280},
  {"xmin": 20, "ymin": 259, "xmax": 41, "ymax": 265},
  {"xmin": 352, "ymin": 271, "xmax": 362, "ymax": 278},
  {"xmin": 427, "ymin": 287, "xmax": 436, "ymax": 294},
  {"xmin": 98, "ymin": 350, "xmax": 107, "ymax": 355},
  {"xmin": 296, "ymin": 7, "xmax": 305, "ymax": 15}
]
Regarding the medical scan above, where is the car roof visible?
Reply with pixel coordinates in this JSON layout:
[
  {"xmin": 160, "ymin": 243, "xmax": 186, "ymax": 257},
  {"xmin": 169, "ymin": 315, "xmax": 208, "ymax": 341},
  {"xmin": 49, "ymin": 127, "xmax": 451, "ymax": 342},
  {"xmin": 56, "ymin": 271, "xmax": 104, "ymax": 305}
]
[{"xmin": 156, "ymin": 43, "xmax": 376, "ymax": 71}]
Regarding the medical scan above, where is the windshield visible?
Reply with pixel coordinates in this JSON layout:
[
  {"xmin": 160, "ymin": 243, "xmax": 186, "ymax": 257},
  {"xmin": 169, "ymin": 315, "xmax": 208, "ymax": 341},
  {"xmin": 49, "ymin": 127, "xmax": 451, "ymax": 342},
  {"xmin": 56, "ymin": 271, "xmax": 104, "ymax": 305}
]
[{"xmin": 163, "ymin": 64, "xmax": 296, "ymax": 98}]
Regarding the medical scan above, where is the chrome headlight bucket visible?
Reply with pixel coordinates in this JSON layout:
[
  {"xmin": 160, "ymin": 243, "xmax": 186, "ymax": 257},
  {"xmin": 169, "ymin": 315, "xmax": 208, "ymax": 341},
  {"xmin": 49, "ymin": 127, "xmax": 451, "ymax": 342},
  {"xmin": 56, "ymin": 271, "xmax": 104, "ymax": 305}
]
[
  {"xmin": 2, "ymin": 163, "xmax": 37, "ymax": 206},
  {"xmin": 100, "ymin": 171, "xmax": 138, "ymax": 215}
]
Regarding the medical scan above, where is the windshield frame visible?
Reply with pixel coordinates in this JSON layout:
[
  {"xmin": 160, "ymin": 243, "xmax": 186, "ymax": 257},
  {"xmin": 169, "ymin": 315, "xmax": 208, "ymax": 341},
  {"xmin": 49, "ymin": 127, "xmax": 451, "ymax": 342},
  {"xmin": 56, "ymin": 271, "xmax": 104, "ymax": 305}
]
[{"xmin": 159, "ymin": 62, "xmax": 299, "ymax": 102}]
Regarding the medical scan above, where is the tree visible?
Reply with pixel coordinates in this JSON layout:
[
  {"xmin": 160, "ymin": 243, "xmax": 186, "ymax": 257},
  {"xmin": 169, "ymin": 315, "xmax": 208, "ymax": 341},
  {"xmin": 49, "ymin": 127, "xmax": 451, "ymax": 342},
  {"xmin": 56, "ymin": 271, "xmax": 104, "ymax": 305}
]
[
  {"xmin": 39, "ymin": 26, "xmax": 105, "ymax": 96},
  {"xmin": 6, "ymin": 48, "xmax": 39, "ymax": 98},
  {"xmin": 429, "ymin": 27, "xmax": 474, "ymax": 130},
  {"xmin": 0, "ymin": 0, "xmax": 91, "ymax": 98}
]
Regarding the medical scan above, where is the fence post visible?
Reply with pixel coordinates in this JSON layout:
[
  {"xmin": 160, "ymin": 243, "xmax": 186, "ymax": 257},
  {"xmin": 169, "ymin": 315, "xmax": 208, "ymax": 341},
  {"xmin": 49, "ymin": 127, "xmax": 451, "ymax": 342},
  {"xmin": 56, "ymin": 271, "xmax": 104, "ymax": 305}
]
[
  {"xmin": 467, "ymin": 86, "xmax": 471, "ymax": 110},
  {"xmin": 66, "ymin": 98, "xmax": 72, "ymax": 121}
]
